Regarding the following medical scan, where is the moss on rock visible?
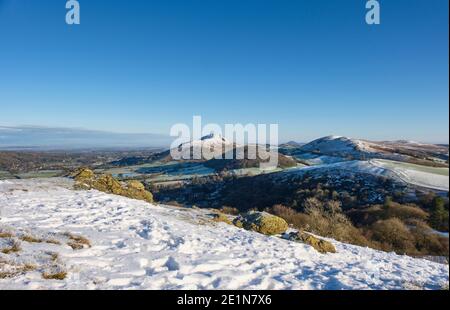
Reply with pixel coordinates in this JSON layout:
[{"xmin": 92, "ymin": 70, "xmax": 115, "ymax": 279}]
[
  {"xmin": 71, "ymin": 168, "xmax": 153, "ymax": 203},
  {"xmin": 288, "ymin": 231, "xmax": 336, "ymax": 254},
  {"xmin": 211, "ymin": 212, "xmax": 232, "ymax": 225},
  {"xmin": 122, "ymin": 180, "xmax": 153, "ymax": 203},
  {"xmin": 235, "ymin": 211, "xmax": 288, "ymax": 235},
  {"xmin": 70, "ymin": 167, "xmax": 95, "ymax": 180},
  {"xmin": 232, "ymin": 217, "xmax": 244, "ymax": 228}
]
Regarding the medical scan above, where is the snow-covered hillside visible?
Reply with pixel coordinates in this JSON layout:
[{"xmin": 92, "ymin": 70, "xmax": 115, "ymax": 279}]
[
  {"xmin": 282, "ymin": 159, "xmax": 449, "ymax": 191},
  {"xmin": 298, "ymin": 135, "xmax": 448, "ymax": 163},
  {"xmin": 0, "ymin": 178, "xmax": 448, "ymax": 290},
  {"xmin": 300, "ymin": 136, "xmax": 381, "ymax": 158},
  {"xmin": 179, "ymin": 134, "xmax": 233, "ymax": 153},
  {"xmin": 287, "ymin": 136, "xmax": 449, "ymax": 191},
  {"xmin": 370, "ymin": 159, "xmax": 449, "ymax": 191}
]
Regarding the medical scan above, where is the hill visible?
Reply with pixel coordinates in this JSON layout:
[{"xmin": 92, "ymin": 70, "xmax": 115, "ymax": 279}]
[{"xmin": 296, "ymin": 135, "xmax": 448, "ymax": 165}]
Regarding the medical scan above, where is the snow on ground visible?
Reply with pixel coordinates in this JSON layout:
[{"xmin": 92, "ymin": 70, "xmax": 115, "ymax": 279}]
[
  {"xmin": 283, "ymin": 159, "xmax": 449, "ymax": 191},
  {"xmin": 293, "ymin": 153, "xmax": 348, "ymax": 165},
  {"xmin": 370, "ymin": 159, "xmax": 449, "ymax": 191},
  {"xmin": 176, "ymin": 133, "xmax": 234, "ymax": 159},
  {"xmin": 300, "ymin": 136, "xmax": 380, "ymax": 157},
  {"xmin": 0, "ymin": 178, "xmax": 448, "ymax": 290},
  {"xmin": 283, "ymin": 160, "xmax": 394, "ymax": 178}
]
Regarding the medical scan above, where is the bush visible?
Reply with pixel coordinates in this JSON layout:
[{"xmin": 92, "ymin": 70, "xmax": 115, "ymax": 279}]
[
  {"xmin": 269, "ymin": 204, "xmax": 311, "ymax": 230},
  {"xmin": 411, "ymin": 222, "xmax": 449, "ymax": 256},
  {"xmin": 370, "ymin": 218, "xmax": 416, "ymax": 254},
  {"xmin": 430, "ymin": 197, "xmax": 449, "ymax": 232},
  {"xmin": 269, "ymin": 203, "xmax": 369, "ymax": 247},
  {"xmin": 383, "ymin": 201, "xmax": 428, "ymax": 222}
]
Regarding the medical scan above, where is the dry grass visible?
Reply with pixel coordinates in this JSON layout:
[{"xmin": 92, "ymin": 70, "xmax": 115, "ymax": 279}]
[
  {"xmin": 23, "ymin": 264, "xmax": 37, "ymax": 272},
  {"xmin": 20, "ymin": 235, "xmax": 43, "ymax": 243},
  {"xmin": 1, "ymin": 240, "xmax": 21, "ymax": 254},
  {"xmin": 46, "ymin": 251, "xmax": 59, "ymax": 262},
  {"xmin": 268, "ymin": 204, "xmax": 370, "ymax": 247},
  {"xmin": 0, "ymin": 261, "xmax": 36, "ymax": 279},
  {"xmin": 0, "ymin": 271, "xmax": 20, "ymax": 279},
  {"xmin": 0, "ymin": 232, "xmax": 14, "ymax": 238},
  {"xmin": 45, "ymin": 239, "xmax": 62, "ymax": 245},
  {"xmin": 42, "ymin": 271, "xmax": 67, "ymax": 280},
  {"xmin": 220, "ymin": 206, "xmax": 240, "ymax": 215},
  {"xmin": 64, "ymin": 232, "xmax": 91, "ymax": 250}
]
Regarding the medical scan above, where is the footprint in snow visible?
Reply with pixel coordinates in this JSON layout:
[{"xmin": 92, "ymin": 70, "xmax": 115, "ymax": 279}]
[{"xmin": 165, "ymin": 256, "xmax": 180, "ymax": 271}]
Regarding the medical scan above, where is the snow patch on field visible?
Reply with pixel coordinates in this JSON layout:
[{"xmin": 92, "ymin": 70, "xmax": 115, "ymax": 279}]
[
  {"xmin": 370, "ymin": 159, "xmax": 449, "ymax": 191},
  {"xmin": 284, "ymin": 159, "xmax": 449, "ymax": 191},
  {"xmin": 0, "ymin": 178, "xmax": 448, "ymax": 290}
]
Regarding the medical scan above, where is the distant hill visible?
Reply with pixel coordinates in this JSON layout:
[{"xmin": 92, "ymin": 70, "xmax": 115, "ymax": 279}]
[
  {"xmin": 279, "ymin": 141, "xmax": 305, "ymax": 148},
  {"xmin": 108, "ymin": 133, "xmax": 297, "ymax": 170},
  {"xmin": 291, "ymin": 135, "xmax": 449, "ymax": 166}
]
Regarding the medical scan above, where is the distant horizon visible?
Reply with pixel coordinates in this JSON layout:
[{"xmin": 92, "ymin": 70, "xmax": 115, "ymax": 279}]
[{"xmin": 0, "ymin": 125, "xmax": 448, "ymax": 150}]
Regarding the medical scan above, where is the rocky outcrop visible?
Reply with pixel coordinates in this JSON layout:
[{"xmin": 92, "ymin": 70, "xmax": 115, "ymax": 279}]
[
  {"xmin": 286, "ymin": 231, "xmax": 336, "ymax": 254},
  {"xmin": 122, "ymin": 180, "xmax": 154, "ymax": 203},
  {"xmin": 234, "ymin": 211, "xmax": 288, "ymax": 235},
  {"xmin": 72, "ymin": 168, "xmax": 153, "ymax": 203}
]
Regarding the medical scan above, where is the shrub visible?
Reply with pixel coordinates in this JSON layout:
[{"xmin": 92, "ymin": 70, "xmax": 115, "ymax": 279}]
[
  {"xmin": 370, "ymin": 218, "xmax": 416, "ymax": 254},
  {"xmin": 430, "ymin": 197, "xmax": 449, "ymax": 232},
  {"xmin": 383, "ymin": 201, "xmax": 428, "ymax": 222},
  {"xmin": 269, "ymin": 204, "xmax": 369, "ymax": 247}
]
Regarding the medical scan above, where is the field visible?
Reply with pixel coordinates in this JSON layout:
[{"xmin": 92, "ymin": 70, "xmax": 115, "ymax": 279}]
[{"xmin": 371, "ymin": 159, "xmax": 449, "ymax": 191}]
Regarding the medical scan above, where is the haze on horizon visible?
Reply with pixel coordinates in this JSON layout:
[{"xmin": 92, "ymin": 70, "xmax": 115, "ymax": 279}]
[
  {"xmin": 0, "ymin": 0, "xmax": 448, "ymax": 144},
  {"xmin": 0, "ymin": 125, "xmax": 448, "ymax": 150}
]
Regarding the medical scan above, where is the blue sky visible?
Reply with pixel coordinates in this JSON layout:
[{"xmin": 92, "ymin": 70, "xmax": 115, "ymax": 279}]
[{"xmin": 0, "ymin": 0, "xmax": 448, "ymax": 143}]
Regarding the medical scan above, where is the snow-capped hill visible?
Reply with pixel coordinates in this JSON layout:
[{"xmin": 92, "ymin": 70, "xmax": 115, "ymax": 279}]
[
  {"xmin": 299, "ymin": 135, "xmax": 449, "ymax": 163},
  {"xmin": 0, "ymin": 178, "xmax": 448, "ymax": 290},
  {"xmin": 200, "ymin": 133, "xmax": 228, "ymax": 142},
  {"xmin": 300, "ymin": 135, "xmax": 379, "ymax": 158},
  {"xmin": 178, "ymin": 133, "xmax": 233, "ymax": 150},
  {"xmin": 169, "ymin": 133, "xmax": 235, "ymax": 160}
]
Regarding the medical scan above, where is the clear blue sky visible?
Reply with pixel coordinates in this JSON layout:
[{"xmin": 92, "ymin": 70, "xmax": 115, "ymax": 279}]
[{"xmin": 0, "ymin": 0, "xmax": 448, "ymax": 143}]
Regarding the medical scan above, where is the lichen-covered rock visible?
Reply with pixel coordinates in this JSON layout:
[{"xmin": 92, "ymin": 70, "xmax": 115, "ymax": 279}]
[
  {"xmin": 73, "ymin": 168, "xmax": 96, "ymax": 190},
  {"xmin": 71, "ymin": 168, "xmax": 95, "ymax": 181},
  {"xmin": 232, "ymin": 217, "xmax": 244, "ymax": 228},
  {"xmin": 211, "ymin": 212, "xmax": 232, "ymax": 225},
  {"xmin": 236, "ymin": 211, "xmax": 288, "ymax": 235},
  {"xmin": 91, "ymin": 174, "xmax": 124, "ymax": 195},
  {"xmin": 126, "ymin": 180, "xmax": 146, "ymax": 191},
  {"xmin": 70, "ymin": 168, "xmax": 153, "ymax": 203},
  {"xmin": 122, "ymin": 180, "xmax": 153, "ymax": 203},
  {"xmin": 287, "ymin": 231, "xmax": 336, "ymax": 254}
]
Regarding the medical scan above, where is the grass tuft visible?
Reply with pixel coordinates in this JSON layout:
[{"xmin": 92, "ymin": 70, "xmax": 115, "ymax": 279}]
[
  {"xmin": 42, "ymin": 271, "xmax": 67, "ymax": 280},
  {"xmin": 20, "ymin": 235, "xmax": 43, "ymax": 243},
  {"xmin": 64, "ymin": 232, "xmax": 91, "ymax": 250}
]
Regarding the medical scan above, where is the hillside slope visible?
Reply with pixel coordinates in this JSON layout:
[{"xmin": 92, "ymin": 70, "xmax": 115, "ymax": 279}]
[
  {"xmin": 298, "ymin": 135, "xmax": 448, "ymax": 164},
  {"xmin": 0, "ymin": 178, "xmax": 448, "ymax": 290}
]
